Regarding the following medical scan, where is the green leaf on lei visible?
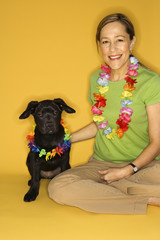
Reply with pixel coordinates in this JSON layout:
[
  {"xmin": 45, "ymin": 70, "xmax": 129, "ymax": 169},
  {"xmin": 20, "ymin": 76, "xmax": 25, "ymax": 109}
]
[
  {"xmin": 39, "ymin": 149, "xmax": 46, "ymax": 157},
  {"xmin": 64, "ymin": 134, "xmax": 71, "ymax": 141}
]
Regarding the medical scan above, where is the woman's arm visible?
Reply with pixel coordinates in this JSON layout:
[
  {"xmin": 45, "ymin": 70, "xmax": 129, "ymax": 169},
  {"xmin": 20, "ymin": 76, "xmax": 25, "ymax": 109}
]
[
  {"xmin": 99, "ymin": 102, "xmax": 160, "ymax": 183},
  {"xmin": 130, "ymin": 102, "xmax": 160, "ymax": 170},
  {"xmin": 70, "ymin": 122, "xmax": 98, "ymax": 143}
]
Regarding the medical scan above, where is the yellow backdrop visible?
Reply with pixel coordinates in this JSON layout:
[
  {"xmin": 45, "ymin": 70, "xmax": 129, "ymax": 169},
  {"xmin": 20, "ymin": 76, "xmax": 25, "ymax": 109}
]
[
  {"xmin": 1, "ymin": 2, "xmax": 160, "ymax": 240},
  {"xmin": 1, "ymin": 0, "xmax": 160, "ymax": 174}
]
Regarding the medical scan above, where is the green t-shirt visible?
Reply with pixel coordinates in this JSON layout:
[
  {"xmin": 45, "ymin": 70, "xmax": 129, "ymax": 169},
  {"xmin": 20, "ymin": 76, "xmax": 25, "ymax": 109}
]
[{"xmin": 88, "ymin": 65, "xmax": 160, "ymax": 163}]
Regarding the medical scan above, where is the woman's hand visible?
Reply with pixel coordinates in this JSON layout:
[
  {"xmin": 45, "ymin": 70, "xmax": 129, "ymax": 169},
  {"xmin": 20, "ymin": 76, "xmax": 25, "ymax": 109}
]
[{"xmin": 98, "ymin": 166, "xmax": 133, "ymax": 184}]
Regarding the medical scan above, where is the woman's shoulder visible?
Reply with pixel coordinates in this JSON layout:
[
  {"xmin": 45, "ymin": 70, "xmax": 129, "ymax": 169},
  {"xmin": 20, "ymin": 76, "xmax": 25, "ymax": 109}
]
[
  {"xmin": 138, "ymin": 65, "xmax": 160, "ymax": 83},
  {"xmin": 138, "ymin": 65, "xmax": 160, "ymax": 105},
  {"xmin": 90, "ymin": 68, "xmax": 102, "ymax": 82}
]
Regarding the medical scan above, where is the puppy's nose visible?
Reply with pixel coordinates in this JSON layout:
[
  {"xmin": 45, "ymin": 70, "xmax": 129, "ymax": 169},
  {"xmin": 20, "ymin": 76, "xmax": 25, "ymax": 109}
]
[
  {"xmin": 46, "ymin": 115, "xmax": 52, "ymax": 121},
  {"xmin": 46, "ymin": 116, "xmax": 54, "ymax": 125}
]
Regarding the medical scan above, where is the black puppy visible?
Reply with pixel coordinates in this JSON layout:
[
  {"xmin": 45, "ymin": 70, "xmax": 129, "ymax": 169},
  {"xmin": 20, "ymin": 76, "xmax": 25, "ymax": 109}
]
[{"xmin": 19, "ymin": 98, "xmax": 75, "ymax": 202}]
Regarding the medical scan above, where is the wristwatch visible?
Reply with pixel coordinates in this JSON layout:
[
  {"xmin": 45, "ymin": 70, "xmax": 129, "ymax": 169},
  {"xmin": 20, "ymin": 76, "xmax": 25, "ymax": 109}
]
[{"xmin": 129, "ymin": 163, "xmax": 138, "ymax": 173}]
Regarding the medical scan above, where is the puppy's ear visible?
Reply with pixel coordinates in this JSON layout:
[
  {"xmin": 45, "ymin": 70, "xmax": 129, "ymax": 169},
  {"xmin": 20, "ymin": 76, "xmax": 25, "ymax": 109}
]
[
  {"xmin": 53, "ymin": 98, "xmax": 76, "ymax": 114},
  {"xmin": 19, "ymin": 101, "xmax": 39, "ymax": 119}
]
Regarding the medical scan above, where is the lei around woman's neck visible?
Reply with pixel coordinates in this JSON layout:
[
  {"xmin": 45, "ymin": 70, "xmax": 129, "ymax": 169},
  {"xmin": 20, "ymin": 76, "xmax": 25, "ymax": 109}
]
[{"xmin": 92, "ymin": 56, "xmax": 139, "ymax": 140}]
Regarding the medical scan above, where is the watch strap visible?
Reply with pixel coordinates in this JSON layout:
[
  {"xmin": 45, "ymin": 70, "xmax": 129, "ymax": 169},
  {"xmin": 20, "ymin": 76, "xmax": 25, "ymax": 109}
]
[{"xmin": 129, "ymin": 163, "xmax": 138, "ymax": 173}]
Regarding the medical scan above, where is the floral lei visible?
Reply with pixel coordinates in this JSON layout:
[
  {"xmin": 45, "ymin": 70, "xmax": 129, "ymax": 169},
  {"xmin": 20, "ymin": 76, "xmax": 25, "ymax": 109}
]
[
  {"xmin": 26, "ymin": 119, "xmax": 71, "ymax": 161},
  {"xmin": 92, "ymin": 56, "xmax": 139, "ymax": 140}
]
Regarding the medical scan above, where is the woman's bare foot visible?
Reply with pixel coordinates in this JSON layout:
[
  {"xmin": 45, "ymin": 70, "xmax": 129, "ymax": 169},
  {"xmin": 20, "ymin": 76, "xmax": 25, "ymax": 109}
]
[{"xmin": 148, "ymin": 197, "xmax": 160, "ymax": 206}]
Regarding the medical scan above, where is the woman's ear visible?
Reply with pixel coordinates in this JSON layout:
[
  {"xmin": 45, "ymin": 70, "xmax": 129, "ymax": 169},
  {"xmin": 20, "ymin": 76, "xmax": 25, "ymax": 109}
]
[{"xmin": 130, "ymin": 36, "xmax": 136, "ymax": 51}]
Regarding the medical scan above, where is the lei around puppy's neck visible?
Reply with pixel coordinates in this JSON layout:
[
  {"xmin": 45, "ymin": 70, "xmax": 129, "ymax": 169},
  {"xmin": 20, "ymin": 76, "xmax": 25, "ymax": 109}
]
[{"xmin": 26, "ymin": 119, "xmax": 71, "ymax": 161}]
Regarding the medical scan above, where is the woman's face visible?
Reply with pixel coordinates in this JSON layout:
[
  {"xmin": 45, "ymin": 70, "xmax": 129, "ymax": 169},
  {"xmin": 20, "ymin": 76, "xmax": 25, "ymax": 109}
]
[{"xmin": 99, "ymin": 21, "xmax": 136, "ymax": 71}]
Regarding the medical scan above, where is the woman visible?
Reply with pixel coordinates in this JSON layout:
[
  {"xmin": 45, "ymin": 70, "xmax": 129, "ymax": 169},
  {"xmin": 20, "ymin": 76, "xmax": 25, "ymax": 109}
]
[{"xmin": 48, "ymin": 13, "xmax": 160, "ymax": 214}]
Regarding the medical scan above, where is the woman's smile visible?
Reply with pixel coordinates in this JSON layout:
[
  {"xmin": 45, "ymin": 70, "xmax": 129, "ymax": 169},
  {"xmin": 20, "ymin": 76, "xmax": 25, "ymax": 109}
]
[{"xmin": 109, "ymin": 54, "xmax": 122, "ymax": 61}]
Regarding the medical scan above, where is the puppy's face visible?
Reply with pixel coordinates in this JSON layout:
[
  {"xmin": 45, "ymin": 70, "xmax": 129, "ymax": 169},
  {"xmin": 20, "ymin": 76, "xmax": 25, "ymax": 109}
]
[
  {"xmin": 19, "ymin": 98, "xmax": 75, "ymax": 133},
  {"xmin": 34, "ymin": 101, "xmax": 61, "ymax": 134}
]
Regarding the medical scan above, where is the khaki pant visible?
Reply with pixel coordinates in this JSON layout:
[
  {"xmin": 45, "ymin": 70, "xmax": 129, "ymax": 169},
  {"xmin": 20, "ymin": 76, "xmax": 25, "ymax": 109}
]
[{"xmin": 48, "ymin": 156, "xmax": 160, "ymax": 214}]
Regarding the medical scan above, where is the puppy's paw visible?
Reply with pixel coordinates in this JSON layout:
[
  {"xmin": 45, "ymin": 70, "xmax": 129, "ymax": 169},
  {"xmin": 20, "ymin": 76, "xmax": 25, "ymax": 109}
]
[{"xmin": 24, "ymin": 188, "xmax": 39, "ymax": 202}]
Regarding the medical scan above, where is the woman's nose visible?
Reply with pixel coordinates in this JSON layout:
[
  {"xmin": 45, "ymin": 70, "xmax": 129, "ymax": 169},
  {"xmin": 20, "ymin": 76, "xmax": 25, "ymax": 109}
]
[{"xmin": 109, "ymin": 42, "xmax": 116, "ymax": 51}]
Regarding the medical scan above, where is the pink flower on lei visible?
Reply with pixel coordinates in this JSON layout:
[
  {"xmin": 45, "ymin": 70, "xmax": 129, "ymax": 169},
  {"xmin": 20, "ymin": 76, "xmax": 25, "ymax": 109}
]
[
  {"xmin": 119, "ymin": 113, "xmax": 131, "ymax": 123},
  {"xmin": 91, "ymin": 106, "xmax": 103, "ymax": 115},
  {"xmin": 120, "ymin": 107, "xmax": 133, "ymax": 116},
  {"xmin": 99, "ymin": 73, "xmax": 110, "ymax": 80},
  {"xmin": 98, "ymin": 121, "xmax": 108, "ymax": 129},
  {"xmin": 129, "ymin": 64, "xmax": 139, "ymax": 70},
  {"xmin": 101, "ymin": 64, "xmax": 111, "ymax": 74},
  {"xmin": 127, "ymin": 69, "xmax": 138, "ymax": 76},
  {"xmin": 99, "ymin": 73, "xmax": 107, "ymax": 78}
]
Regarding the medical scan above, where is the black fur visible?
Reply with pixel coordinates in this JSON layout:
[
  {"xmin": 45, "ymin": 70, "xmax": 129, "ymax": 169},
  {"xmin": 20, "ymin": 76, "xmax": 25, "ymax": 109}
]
[{"xmin": 19, "ymin": 98, "xmax": 75, "ymax": 202}]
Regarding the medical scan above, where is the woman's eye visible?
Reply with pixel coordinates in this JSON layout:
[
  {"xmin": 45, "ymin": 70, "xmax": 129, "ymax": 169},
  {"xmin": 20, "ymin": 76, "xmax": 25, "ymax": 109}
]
[
  {"xmin": 102, "ymin": 40, "xmax": 109, "ymax": 44},
  {"xmin": 117, "ymin": 39, "xmax": 123, "ymax": 42}
]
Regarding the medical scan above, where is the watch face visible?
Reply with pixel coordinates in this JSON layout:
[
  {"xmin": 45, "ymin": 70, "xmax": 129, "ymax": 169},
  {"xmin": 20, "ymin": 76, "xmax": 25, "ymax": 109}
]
[
  {"xmin": 129, "ymin": 163, "xmax": 138, "ymax": 173},
  {"xmin": 134, "ymin": 167, "xmax": 138, "ymax": 172}
]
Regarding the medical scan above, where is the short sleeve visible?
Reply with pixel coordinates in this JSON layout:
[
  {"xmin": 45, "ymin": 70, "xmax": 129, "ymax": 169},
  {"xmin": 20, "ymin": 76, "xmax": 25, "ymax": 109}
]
[
  {"xmin": 88, "ymin": 70, "xmax": 100, "ymax": 105},
  {"xmin": 88, "ymin": 81, "xmax": 93, "ymax": 104},
  {"xmin": 143, "ymin": 75, "xmax": 160, "ymax": 106}
]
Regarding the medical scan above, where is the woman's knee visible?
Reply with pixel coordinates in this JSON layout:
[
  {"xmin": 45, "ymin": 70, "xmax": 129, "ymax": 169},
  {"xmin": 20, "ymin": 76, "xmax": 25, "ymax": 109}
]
[
  {"xmin": 48, "ymin": 174, "xmax": 80, "ymax": 204},
  {"xmin": 48, "ymin": 178, "xmax": 64, "ymax": 204}
]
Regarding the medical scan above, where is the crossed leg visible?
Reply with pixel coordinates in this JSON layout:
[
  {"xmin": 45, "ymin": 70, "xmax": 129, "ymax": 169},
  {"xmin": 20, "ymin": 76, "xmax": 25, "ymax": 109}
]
[{"xmin": 48, "ymin": 157, "xmax": 160, "ymax": 214}]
